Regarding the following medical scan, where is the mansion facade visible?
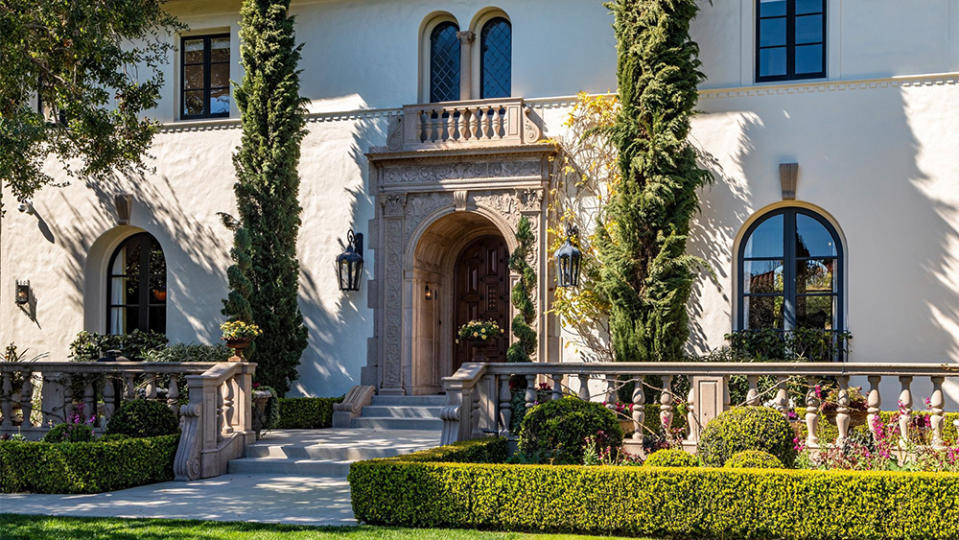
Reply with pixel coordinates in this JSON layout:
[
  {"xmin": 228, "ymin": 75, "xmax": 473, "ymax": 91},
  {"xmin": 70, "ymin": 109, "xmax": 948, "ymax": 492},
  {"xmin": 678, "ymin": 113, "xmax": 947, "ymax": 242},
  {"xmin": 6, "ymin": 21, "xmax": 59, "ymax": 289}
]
[{"xmin": 2, "ymin": 0, "xmax": 959, "ymax": 405}]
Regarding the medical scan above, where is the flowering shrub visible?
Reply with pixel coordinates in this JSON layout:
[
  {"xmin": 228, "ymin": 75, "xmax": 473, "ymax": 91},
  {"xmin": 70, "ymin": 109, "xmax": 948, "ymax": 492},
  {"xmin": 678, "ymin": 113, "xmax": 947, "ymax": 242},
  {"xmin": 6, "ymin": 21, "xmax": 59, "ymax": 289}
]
[
  {"xmin": 220, "ymin": 320, "xmax": 262, "ymax": 341},
  {"xmin": 456, "ymin": 320, "xmax": 503, "ymax": 343}
]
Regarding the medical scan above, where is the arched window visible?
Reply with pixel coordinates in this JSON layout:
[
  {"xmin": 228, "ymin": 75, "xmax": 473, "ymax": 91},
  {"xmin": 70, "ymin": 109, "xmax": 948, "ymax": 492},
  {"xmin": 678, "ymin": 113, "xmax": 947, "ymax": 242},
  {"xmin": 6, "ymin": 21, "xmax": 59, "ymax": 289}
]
[
  {"xmin": 107, "ymin": 232, "xmax": 166, "ymax": 335},
  {"xmin": 738, "ymin": 208, "xmax": 842, "ymax": 332},
  {"xmin": 480, "ymin": 17, "xmax": 511, "ymax": 98},
  {"xmin": 429, "ymin": 21, "xmax": 460, "ymax": 103}
]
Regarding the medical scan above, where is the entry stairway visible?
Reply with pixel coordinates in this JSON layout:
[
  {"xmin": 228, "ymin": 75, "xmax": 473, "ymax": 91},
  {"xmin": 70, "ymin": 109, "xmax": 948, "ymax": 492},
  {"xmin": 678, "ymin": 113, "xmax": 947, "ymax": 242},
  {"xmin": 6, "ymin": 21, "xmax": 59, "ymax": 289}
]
[{"xmin": 227, "ymin": 395, "xmax": 444, "ymax": 476}]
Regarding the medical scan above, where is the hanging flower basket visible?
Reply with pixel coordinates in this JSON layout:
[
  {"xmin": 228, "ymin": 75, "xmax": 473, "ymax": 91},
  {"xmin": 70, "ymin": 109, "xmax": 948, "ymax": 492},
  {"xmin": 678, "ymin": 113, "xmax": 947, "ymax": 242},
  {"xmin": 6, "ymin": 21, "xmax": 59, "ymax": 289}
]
[{"xmin": 456, "ymin": 320, "xmax": 504, "ymax": 344}]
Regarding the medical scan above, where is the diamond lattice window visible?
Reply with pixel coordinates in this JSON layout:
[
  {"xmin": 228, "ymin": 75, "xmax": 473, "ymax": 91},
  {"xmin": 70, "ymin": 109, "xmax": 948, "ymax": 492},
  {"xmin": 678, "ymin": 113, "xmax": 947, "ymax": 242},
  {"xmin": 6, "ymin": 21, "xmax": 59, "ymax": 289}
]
[
  {"xmin": 481, "ymin": 18, "xmax": 511, "ymax": 99},
  {"xmin": 430, "ymin": 22, "xmax": 461, "ymax": 103}
]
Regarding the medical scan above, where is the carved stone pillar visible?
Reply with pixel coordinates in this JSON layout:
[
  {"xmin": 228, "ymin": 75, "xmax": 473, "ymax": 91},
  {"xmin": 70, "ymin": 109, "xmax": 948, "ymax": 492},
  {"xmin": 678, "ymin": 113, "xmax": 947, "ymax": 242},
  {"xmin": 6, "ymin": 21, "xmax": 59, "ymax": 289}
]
[
  {"xmin": 380, "ymin": 194, "xmax": 407, "ymax": 395},
  {"xmin": 457, "ymin": 31, "xmax": 475, "ymax": 100}
]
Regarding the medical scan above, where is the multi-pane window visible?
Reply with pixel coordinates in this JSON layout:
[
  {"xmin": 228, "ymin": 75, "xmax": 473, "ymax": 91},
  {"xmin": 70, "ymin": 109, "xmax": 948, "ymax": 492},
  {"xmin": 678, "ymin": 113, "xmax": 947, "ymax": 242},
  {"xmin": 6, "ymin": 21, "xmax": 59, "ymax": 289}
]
[
  {"xmin": 738, "ymin": 208, "xmax": 842, "ymax": 332},
  {"xmin": 430, "ymin": 22, "xmax": 461, "ymax": 103},
  {"xmin": 181, "ymin": 34, "xmax": 230, "ymax": 119},
  {"xmin": 756, "ymin": 0, "xmax": 825, "ymax": 81},
  {"xmin": 480, "ymin": 17, "xmax": 511, "ymax": 98},
  {"xmin": 108, "ymin": 233, "xmax": 166, "ymax": 335}
]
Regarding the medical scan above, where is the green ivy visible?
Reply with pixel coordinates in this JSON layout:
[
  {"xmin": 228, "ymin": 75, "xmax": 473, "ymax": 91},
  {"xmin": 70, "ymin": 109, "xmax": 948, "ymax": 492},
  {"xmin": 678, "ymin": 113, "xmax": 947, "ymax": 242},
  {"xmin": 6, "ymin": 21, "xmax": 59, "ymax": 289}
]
[
  {"xmin": 275, "ymin": 397, "xmax": 343, "ymax": 429},
  {"xmin": 507, "ymin": 216, "xmax": 537, "ymax": 362},
  {"xmin": 0, "ymin": 435, "xmax": 178, "ymax": 493}
]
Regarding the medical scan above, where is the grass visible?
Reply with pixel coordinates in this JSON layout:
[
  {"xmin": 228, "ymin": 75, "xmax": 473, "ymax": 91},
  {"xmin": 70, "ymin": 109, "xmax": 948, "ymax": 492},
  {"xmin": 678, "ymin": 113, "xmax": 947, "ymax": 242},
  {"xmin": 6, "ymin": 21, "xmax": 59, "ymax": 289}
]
[{"xmin": 0, "ymin": 514, "xmax": 654, "ymax": 540}]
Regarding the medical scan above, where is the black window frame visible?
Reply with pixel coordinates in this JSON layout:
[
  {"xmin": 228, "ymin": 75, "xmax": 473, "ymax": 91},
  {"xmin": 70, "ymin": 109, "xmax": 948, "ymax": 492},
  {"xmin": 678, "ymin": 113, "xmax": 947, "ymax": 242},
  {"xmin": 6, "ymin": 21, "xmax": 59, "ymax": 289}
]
[
  {"xmin": 429, "ymin": 21, "xmax": 461, "ymax": 103},
  {"xmin": 106, "ymin": 232, "xmax": 167, "ymax": 335},
  {"xmin": 737, "ymin": 207, "xmax": 843, "ymax": 334},
  {"xmin": 180, "ymin": 33, "xmax": 231, "ymax": 120},
  {"xmin": 480, "ymin": 17, "xmax": 511, "ymax": 99},
  {"xmin": 755, "ymin": 0, "xmax": 826, "ymax": 82}
]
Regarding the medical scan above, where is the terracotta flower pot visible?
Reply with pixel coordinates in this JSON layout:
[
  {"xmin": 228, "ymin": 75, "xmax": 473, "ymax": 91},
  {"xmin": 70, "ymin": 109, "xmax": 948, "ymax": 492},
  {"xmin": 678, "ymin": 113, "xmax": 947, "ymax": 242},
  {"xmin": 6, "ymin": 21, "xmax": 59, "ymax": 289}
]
[
  {"xmin": 224, "ymin": 338, "xmax": 251, "ymax": 361},
  {"xmin": 152, "ymin": 289, "xmax": 167, "ymax": 302}
]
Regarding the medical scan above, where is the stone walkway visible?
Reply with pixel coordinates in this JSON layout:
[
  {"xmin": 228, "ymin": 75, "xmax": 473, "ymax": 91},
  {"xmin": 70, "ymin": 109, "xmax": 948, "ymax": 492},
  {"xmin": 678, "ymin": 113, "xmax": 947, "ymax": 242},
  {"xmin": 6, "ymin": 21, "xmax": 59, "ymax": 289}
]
[{"xmin": 0, "ymin": 473, "xmax": 356, "ymax": 526}]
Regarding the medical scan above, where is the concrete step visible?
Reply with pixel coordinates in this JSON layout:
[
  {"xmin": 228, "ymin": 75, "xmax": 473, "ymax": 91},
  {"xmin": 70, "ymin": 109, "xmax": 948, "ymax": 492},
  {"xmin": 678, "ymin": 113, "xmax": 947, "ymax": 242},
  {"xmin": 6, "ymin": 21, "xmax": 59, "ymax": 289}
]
[
  {"xmin": 370, "ymin": 395, "xmax": 446, "ymax": 407},
  {"xmin": 360, "ymin": 405, "xmax": 443, "ymax": 419},
  {"xmin": 228, "ymin": 457, "xmax": 352, "ymax": 476},
  {"xmin": 350, "ymin": 416, "xmax": 443, "ymax": 430}
]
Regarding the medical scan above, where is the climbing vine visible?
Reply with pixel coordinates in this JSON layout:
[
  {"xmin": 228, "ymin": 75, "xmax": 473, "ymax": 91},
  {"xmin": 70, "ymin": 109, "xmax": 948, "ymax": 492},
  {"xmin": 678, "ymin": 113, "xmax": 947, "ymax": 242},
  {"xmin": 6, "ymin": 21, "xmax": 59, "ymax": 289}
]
[{"xmin": 507, "ymin": 216, "xmax": 537, "ymax": 362}]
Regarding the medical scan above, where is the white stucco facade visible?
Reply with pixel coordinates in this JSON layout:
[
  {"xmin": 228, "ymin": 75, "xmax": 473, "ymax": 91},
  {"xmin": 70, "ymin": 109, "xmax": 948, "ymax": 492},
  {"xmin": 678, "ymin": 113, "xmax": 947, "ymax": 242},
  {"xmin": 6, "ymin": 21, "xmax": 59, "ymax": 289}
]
[{"xmin": 2, "ymin": 0, "xmax": 959, "ymax": 404}]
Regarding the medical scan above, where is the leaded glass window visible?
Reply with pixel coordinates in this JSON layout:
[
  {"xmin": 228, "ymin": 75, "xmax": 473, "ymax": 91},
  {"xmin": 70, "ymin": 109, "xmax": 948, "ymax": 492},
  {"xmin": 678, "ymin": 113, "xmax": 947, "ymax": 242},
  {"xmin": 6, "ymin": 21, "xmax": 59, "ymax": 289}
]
[
  {"xmin": 430, "ymin": 22, "xmax": 460, "ymax": 103},
  {"xmin": 107, "ymin": 233, "xmax": 166, "ymax": 335},
  {"xmin": 480, "ymin": 17, "xmax": 511, "ymax": 99}
]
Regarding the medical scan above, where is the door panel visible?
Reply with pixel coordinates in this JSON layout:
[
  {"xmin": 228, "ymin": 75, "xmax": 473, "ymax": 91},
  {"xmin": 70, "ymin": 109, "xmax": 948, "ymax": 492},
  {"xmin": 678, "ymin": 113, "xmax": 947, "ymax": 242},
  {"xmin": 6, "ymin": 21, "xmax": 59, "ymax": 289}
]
[{"xmin": 453, "ymin": 235, "xmax": 509, "ymax": 372}]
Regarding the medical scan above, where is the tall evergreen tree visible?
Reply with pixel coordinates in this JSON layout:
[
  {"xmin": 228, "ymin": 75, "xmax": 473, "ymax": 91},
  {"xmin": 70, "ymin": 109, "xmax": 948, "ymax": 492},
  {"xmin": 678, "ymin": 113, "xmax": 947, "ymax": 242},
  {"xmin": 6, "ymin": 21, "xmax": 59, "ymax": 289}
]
[
  {"xmin": 231, "ymin": 0, "xmax": 308, "ymax": 394},
  {"xmin": 222, "ymin": 226, "xmax": 255, "ymax": 325},
  {"xmin": 507, "ymin": 216, "xmax": 537, "ymax": 362},
  {"xmin": 596, "ymin": 0, "xmax": 711, "ymax": 362}
]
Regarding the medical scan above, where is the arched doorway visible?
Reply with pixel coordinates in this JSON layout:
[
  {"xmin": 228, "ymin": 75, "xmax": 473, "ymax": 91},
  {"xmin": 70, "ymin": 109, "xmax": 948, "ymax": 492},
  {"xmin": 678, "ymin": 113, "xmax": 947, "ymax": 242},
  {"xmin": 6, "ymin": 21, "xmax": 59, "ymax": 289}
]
[
  {"xmin": 452, "ymin": 235, "xmax": 509, "ymax": 371},
  {"xmin": 107, "ymin": 232, "xmax": 167, "ymax": 335}
]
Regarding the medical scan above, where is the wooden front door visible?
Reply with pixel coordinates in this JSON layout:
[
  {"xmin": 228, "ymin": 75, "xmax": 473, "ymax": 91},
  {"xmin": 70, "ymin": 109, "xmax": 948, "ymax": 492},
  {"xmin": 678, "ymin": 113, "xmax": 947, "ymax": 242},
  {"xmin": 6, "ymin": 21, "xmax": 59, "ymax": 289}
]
[{"xmin": 453, "ymin": 235, "xmax": 509, "ymax": 372}]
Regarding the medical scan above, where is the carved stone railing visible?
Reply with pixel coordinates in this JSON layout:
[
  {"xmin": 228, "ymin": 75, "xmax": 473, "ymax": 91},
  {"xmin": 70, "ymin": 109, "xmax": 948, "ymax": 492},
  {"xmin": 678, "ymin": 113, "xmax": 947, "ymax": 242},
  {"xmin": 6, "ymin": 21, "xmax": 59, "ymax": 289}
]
[
  {"xmin": 0, "ymin": 361, "xmax": 255, "ymax": 481},
  {"xmin": 394, "ymin": 98, "xmax": 542, "ymax": 150},
  {"xmin": 441, "ymin": 362, "xmax": 959, "ymax": 452}
]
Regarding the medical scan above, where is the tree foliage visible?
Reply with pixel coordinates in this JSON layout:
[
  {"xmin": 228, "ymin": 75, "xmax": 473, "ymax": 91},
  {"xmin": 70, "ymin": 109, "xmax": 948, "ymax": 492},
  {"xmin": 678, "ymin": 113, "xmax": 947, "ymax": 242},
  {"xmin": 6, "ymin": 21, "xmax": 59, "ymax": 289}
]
[
  {"xmin": 596, "ymin": 0, "xmax": 711, "ymax": 362},
  {"xmin": 231, "ymin": 0, "xmax": 308, "ymax": 395},
  {"xmin": 0, "ymin": 0, "xmax": 181, "ymax": 210},
  {"xmin": 506, "ymin": 216, "xmax": 537, "ymax": 362}
]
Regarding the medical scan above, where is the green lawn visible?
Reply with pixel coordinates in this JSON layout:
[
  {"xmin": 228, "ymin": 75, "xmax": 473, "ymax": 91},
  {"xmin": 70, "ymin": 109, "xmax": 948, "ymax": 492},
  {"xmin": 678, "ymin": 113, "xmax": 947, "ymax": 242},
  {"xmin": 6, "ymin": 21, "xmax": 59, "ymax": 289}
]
[{"xmin": 0, "ymin": 515, "xmax": 653, "ymax": 540}]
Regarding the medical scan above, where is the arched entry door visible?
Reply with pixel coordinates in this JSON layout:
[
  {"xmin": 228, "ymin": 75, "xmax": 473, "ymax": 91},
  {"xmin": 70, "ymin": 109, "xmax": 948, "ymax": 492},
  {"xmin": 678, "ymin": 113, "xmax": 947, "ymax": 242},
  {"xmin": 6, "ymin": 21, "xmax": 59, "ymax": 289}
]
[{"xmin": 452, "ymin": 235, "xmax": 509, "ymax": 372}]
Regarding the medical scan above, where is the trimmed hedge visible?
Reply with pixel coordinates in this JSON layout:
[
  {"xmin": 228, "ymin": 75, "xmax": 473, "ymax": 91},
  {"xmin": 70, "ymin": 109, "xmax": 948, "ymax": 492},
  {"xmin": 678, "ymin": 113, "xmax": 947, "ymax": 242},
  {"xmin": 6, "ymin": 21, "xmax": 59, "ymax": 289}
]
[
  {"xmin": 725, "ymin": 450, "xmax": 784, "ymax": 469},
  {"xmin": 349, "ymin": 441, "xmax": 959, "ymax": 539},
  {"xmin": 275, "ymin": 397, "xmax": 343, "ymax": 429},
  {"xmin": 0, "ymin": 434, "xmax": 179, "ymax": 493},
  {"xmin": 106, "ymin": 399, "xmax": 179, "ymax": 438},
  {"xmin": 698, "ymin": 406, "xmax": 796, "ymax": 467},
  {"xmin": 518, "ymin": 397, "xmax": 622, "ymax": 464},
  {"xmin": 644, "ymin": 448, "xmax": 698, "ymax": 468}
]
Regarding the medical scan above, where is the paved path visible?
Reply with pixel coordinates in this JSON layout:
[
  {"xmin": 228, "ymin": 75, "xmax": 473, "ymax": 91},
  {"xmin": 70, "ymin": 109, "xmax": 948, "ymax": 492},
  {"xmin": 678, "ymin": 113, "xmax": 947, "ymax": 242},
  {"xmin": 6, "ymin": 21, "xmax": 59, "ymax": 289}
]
[{"xmin": 0, "ymin": 474, "xmax": 356, "ymax": 526}]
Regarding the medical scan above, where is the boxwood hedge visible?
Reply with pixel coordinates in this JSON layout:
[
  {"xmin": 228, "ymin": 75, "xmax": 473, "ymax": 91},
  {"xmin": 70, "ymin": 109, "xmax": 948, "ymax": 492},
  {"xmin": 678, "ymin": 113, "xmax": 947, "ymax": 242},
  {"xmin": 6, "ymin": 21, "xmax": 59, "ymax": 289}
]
[
  {"xmin": 275, "ymin": 397, "xmax": 343, "ymax": 429},
  {"xmin": 349, "ymin": 438, "xmax": 959, "ymax": 540},
  {"xmin": 0, "ymin": 434, "xmax": 178, "ymax": 494}
]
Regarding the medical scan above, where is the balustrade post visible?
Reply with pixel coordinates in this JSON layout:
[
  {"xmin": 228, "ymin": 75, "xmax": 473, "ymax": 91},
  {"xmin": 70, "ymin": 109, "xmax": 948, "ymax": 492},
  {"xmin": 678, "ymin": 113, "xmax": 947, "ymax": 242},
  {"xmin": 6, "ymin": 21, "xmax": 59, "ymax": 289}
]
[
  {"xmin": 469, "ymin": 107, "xmax": 480, "ymax": 139},
  {"xmin": 1, "ymin": 373, "xmax": 12, "ymax": 428},
  {"xmin": 123, "ymin": 373, "xmax": 136, "ymax": 400},
  {"xmin": 930, "ymin": 376, "xmax": 945, "ymax": 449},
  {"xmin": 145, "ymin": 374, "xmax": 157, "ymax": 400},
  {"xmin": 631, "ymin": 377, "xmax": 645, "ymax": 443},
  {"xmin": 774, "ymin": 376, "xmax": 790, "ymax": 416},
  {"xmin": 866, "ymin": 375, "xmax": 882, "ymax": 441},
  {"xmin": 41, "ymin": 372, "xmax": 67, "ymax": 425},
  {"xmin": 746, "ymin": 375, "xmax": 760, "ymax": 406},
  {"xmin": 20, "ymin": 372, "xmax": 34, "ymax": 428},
  {"xmin": 551, "ymin": 374, "xmax": 562, "ymax": 400},
  {"xmin": 222, "ymin": 378, "xmax": 236, "ymax": 434},
  {"xmin": 216, "ymin": 382, "xmax": 225, "ymax": 435},
  {"xmin": 168, "ymin": 377, "xmax": 180, "ymax": 417},
  {"xmin": 498, "ymin": 376, "xmax": 512, "ymax": 437},
  {"xmin": 525, "ymin": 375, "xmax": 536, "ymax": 410},
  {"xmin": 577, "ymin": 373, "xmax": 590, "ymax": 400},
  {"xmin": 685, "ymin": 384, "xmax": 697, "ymax": 444},
  {"xmin": 605, "ymin": 375, "xmax": 617, "ymax": 414},
  {"xmin": 660, "ymin": 375, "xmax": 674, "ymax": 438},
  {"xmin": 804, "ymin": 376, "xmax": 820, "ymax": 448},
  {"xmin": 835, "ymin": 376, "xmax": 851, "ymax": 445},
  {"xmin": 898, "ymin": 376, "xmax": 913, "ymax": 447},
  {"xmin": 83, "ymin": 381, "xmax": 96, "ymax": 423},
  {"xmin": 100, "ymin": 376, "xmax": 115, "ymax": 429}
]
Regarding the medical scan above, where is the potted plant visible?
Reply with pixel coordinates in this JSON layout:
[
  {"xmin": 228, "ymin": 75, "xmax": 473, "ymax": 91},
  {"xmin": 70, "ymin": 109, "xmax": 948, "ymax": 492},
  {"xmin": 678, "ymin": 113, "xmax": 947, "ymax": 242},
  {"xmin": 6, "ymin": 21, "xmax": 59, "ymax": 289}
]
[{"xmin": 220, "ymin": 320, "xmax": 262, "ymax": 360}]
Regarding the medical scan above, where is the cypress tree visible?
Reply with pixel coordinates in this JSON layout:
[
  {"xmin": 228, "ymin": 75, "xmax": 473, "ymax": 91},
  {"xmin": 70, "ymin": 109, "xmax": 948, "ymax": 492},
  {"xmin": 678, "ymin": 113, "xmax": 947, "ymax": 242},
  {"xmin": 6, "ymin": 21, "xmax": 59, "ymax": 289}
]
[
  {"xmin": 507, "ymin": 216, "xmax": 537, "ymax": 362},
  {"xmin": 222, "ymin": 226, "xmax": 255, "ymax": 325},
  {"xmin": 597, "ymin": 0, "xmax": 711, "ymax": 362},
  {"xmin": 231, "ymin": 0, "xmax": 308, "ymax": 394}
]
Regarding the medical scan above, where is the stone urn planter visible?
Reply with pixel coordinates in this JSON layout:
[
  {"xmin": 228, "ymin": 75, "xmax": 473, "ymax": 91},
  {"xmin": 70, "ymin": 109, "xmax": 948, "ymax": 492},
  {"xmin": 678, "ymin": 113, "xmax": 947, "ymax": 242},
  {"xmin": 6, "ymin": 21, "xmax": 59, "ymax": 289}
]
[
  {"xmin": 251, "ymin": 389, "xmax": 277, "ymax": 440},
  {"xmin": 225, "ymin": 338, "xmax": 251, "ymax": 361}
]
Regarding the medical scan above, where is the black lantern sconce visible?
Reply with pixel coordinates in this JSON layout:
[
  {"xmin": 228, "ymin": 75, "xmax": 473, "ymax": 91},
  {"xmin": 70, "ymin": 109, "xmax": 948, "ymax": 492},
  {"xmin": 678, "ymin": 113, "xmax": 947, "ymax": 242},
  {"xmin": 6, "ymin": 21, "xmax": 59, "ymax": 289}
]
[
  {"xmin": 424, "ymin": 284, "xmax": 433, "ymax": 300},
  {"xmin": 554, "ymin": 225, "xmax": 582, "ymax": 288},
  {"xmin": 15, "ymin": 280, "xmax": 30, "ymax": 306},
  {"xmin": 336, "ymin": 230, "xmax": 364, "ymax": 291}
]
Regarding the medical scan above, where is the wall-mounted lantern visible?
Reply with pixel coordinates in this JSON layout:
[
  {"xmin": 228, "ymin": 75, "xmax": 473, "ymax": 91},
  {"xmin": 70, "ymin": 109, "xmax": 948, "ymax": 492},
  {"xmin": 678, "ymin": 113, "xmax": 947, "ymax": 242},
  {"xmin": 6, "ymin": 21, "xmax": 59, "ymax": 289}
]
[
  {"xmin": 554, "ymin": 225, "xmax": 582, "ymax": 288},
  {"xmin": 424, "ymin": 284, "xmax": 433, "ymax": 300},
  {"xmin": 336, "ymin": 230, "xmax": 364, "ymax": 291},
  {"xmin": 15, "ymin": 280, "xmax": 30, "ymax": 306}
]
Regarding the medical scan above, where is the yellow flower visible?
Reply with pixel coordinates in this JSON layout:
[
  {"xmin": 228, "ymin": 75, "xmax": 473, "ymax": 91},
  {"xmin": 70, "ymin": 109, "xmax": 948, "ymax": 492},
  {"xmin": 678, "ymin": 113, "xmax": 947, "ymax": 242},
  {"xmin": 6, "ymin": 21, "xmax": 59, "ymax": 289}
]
[
  {"xmin": 473, "ymin": 332, "xmax": 478, "ymax": 338},
  {"xmin": 481, "ymin": 335, "xmax": 487, "ymax": 340}
]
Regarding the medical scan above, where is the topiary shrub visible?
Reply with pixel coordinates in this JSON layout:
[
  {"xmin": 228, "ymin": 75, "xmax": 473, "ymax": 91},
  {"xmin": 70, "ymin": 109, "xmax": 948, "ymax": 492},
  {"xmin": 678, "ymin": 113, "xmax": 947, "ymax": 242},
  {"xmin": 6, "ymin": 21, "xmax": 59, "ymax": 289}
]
[
  {"xmin": 724, "ymin": 450, "xmax": 784, "ymax": 469},
  {"xmin": 644, "ymin": 448, "xmax": 698, "ymax": 468},
  {"xmin": 106, "ymin": 400, "xmax": 179, "ymax": 438},
  {"xmin": 43, "ymin": 423, "xmax": 93, "ymax": 443},
  {"xmin": 698, "ymin": 406, "xmax": 795, "ymax": 467},
  {"xmin": 518, "ymin": 396, "xmax": 622, "ymax": 464}
]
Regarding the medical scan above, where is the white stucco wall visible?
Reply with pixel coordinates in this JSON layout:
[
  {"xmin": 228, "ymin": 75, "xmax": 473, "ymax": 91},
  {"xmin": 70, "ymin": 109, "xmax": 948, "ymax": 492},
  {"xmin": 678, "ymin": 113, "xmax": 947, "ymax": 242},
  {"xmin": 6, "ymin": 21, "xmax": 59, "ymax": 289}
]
[{"xmin": 2, "ymin": 0, "xmax": 959, "ymax": 404}]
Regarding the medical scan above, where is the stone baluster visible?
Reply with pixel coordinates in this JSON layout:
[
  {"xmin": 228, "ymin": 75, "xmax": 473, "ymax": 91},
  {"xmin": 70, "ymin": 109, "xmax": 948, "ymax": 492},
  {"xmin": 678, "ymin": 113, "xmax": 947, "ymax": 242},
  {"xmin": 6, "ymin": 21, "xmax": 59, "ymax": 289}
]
[
  {"xmin": 470, "ymin": 107, "xmax": 481, "ymax": 139},
  {"xmin": 577, "ymin": 373, "xmax": 590, "ymax": 400},
  {"xmin": 145, "ymin": 374, "xmax": 157, "ymax": 400},
  {"xmin": 898, "ymin": 376, "xmax": 913, "ymax": 447},
  {"xmin": 216, "ymin": 382, "xmax": 225, "ymax": 435},
  {"xmin": 685, "ymin": 384, "xmax": 697, "ymax": 443},
  {"xmin": 83, "ymin": 380, "xmax": 96, "ymax": 423},
  {"xmin": 525, "ymin": 375, "xmax": 536, "ymax": 410},
  {"xmin": 631, "ymin": 377, "xmax": 645, "ymax": 443},
  {"xmin": 1, "ymin": 373, "xmax": 12, "ymax": 428},
  {"xmin": 660, "ymin": 375, "xmax": 674, "ymax": 437},
  {"xmin": 930, "ymin": 376, "xmax": 945, "ymax": 449},
  {"xmin": 484, "ymin": 107, "xmax": 494, "ymax": 139},
  {"xmin": 223, "ymin": 378, "xmax": 235, "ymax": 434},
  {"xmin": 605, "ymin": 375, "xmax": 617, "ymax": 414},
  {"xmin": 774, "ymin": 376, "xmax": 790, "ymax": 416},
  {"xmin": 804, "ymin": 376, "xmax": 820, "ymax": 448},
  {"xmin": 441, "ymin": 110, "xmax": 452, "ymax": 142},
  {"xmin": 168, "ymin": 376, "xmax": 180, "ymax": 417},
  {"xmin": 746, "ymin": 375, "xmax": 760, "ymax": 406},
  {"xmin": 835, "ymin": 376, "xmax": 851, "ymax": 445},
  {"xmin": 430, "ymin": 110, "xmax": 441, "ymax": 143},
  {"xmin": 100, "ymin": 376, "xmax": 115, "ymax": 429},
  {"xmin": 498, "ymin": 376, "xmax": 512, "ymax": 437},
  {"xmin": 123, "ymin": 373, "xmax": 136, "ymax": 400},
  {"xmin": 866, "ymin": 375, "xmax": 882, "ymax": 441},
  {"xmin": 41, "ymin": 373, "xmax": 67, "ymax": 425},
  {"xmin": 20, "ymin": 372, "xmax": 34, "ymax": 428},
  {"xmin": 551, "ymin": 374, "xmax": 562, "ymax": 400},
  {"xmin": 417, "ymin": 110, "xmax": 428, "ymax": 142},
  {"xmin": 451, "ymin": 108, "xmax": 462, "ymax": 141}
]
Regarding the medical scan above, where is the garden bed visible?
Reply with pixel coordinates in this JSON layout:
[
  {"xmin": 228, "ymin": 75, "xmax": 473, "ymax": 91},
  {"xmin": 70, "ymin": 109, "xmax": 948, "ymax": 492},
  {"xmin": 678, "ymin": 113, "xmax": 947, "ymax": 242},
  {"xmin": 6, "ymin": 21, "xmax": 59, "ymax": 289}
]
[
  {"xmin": 349, "ymin": 438, "xmax": 959, "ymax": 540},
  {"xmin": 0, "ymin": 434, "xmax": 178, "ymax": 493}
]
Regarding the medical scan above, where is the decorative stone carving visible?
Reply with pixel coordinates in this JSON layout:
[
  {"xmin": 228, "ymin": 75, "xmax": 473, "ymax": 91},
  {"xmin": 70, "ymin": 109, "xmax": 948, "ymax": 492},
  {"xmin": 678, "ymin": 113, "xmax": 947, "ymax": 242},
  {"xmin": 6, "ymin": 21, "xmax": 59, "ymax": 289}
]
[
  {"xmin": 454, "ymin": 190, "xmax": 468, "ymax": 211},
  {"xmin": 405, "ymin": 192, "xmax": 454, "ymax": 237},
  {"xmin": 383, "ymin": 194, "xmax": 407, "ymax": 217},
  {"xmin": 516, "ymin": 188, "xmax": 543, "ymax": 212},
  {"xmin": 386, "ymin": 116, "xmax": 404, "ymax": 151},
  {"xmin": 379, "ymin": 159, "xmax": 543, "ymax": 186},
  {"xmin": 523, "ymin": 106, "xmax": 543, "ymax": 144}
]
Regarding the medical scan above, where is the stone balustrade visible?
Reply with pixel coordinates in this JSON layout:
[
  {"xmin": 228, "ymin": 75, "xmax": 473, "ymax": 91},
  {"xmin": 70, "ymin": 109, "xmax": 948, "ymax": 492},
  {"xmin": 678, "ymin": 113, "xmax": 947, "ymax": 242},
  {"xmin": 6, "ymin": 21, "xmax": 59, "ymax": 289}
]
[
  {"xmin": 440, "ymin": 362, "xmax": 959, "ymax": 453},
  {"xmin": 0, "ymin": 360, "xmax": 255, "ymax": 481},
  {"xmin": 394, "ymin": 98, "xmax": 542, "ymax": 150}
]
